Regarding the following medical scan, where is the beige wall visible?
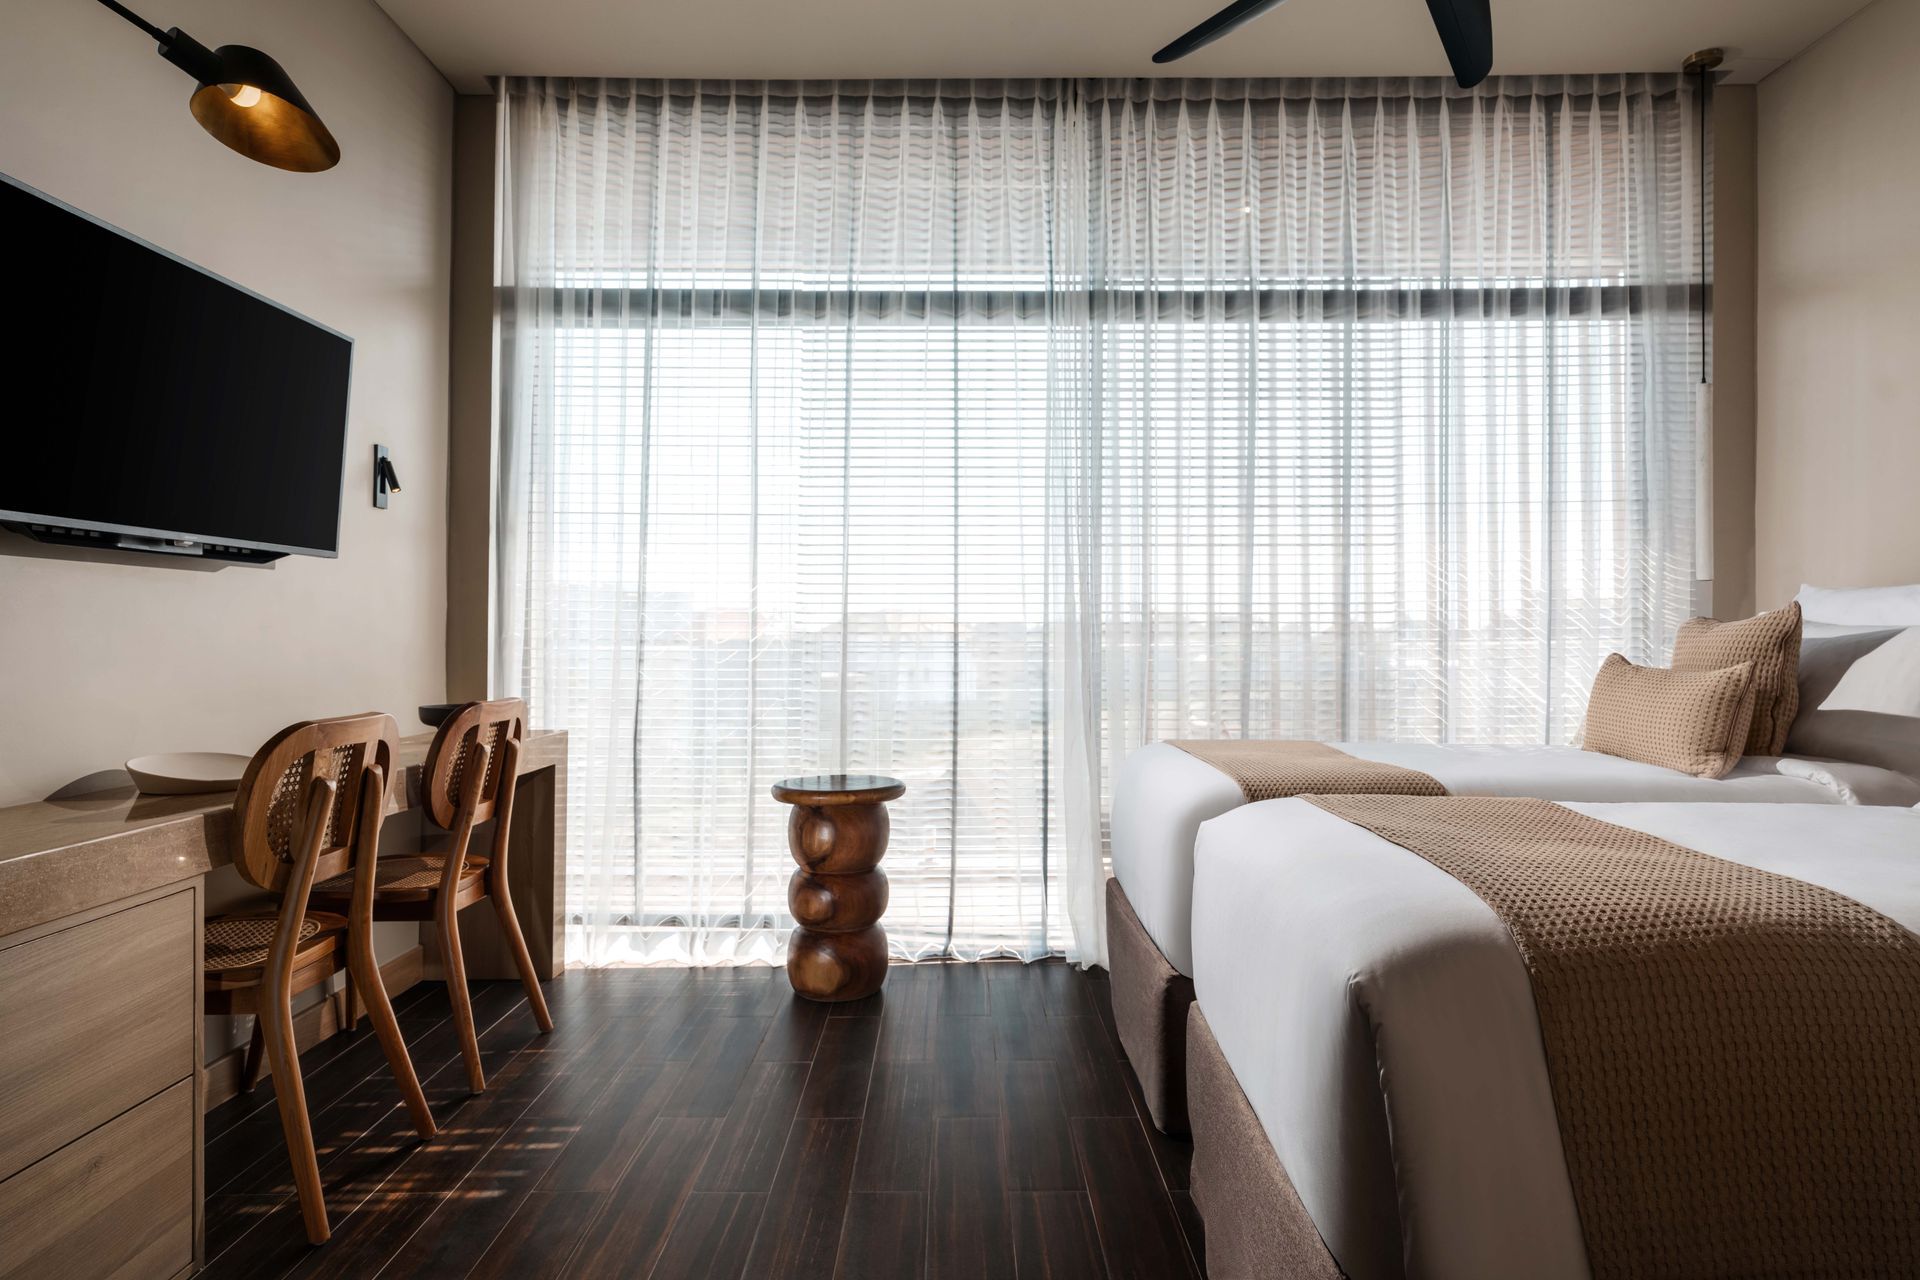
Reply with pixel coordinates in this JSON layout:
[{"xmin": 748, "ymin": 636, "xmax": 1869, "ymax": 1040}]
[
  {"xmin": 0, "ymin": 0, "xmax": 455, "ymax": 807},
  {"xmin": 1755, "ymin": 0, "xmax": 1920, "ymax": 607},
  {"xmin": 1711, "ymin": 85, "xmax": 1760, "ymax": 621}
]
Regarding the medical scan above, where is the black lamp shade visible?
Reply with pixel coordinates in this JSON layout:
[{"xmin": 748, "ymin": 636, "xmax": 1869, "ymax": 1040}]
[
  {"xmin": 1423, "ymin": 0, "xmax": 1494, "ymax": 88},
  {"xmin": 185, "ymin": 44, "xmax": 339, "ymax": 173}
]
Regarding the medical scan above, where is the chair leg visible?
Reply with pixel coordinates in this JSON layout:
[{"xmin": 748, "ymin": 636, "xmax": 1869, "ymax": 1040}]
[
  {"xmin": 436, "ymin": 899, "xmax": 487, "ymax": 1093},
  {"xmin": 259, "ymin": 986, "xmax": 329, "ymax": 1245},
  {"xmin": 341, "ymin": 968, "xmax": 358, "ymax": 1034},
  {"xmin": 349, "ymin": 921, "xmax": 438, "ymax": 1139},
  {"xmin": 490, "ymin": 883, "xmax": 555, "ymax": 1034},
  {"xmin": 240, "ymin": 1018, "xmax": 267, "ymax": 1093}
]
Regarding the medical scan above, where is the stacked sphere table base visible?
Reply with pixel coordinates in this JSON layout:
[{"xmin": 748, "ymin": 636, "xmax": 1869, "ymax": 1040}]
[{"xmin": 772, "ymin": 774, "xmax": 906, "ymax": 1002}]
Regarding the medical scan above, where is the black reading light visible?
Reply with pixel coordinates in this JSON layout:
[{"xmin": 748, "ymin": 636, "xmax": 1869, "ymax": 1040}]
[
  {"xmin": 89, "ymin": 0, "xmax": 340, "ymax": 172},
  {"xmin": 374, "ymin": 446, "xmax": 401, "ymax": 509}
]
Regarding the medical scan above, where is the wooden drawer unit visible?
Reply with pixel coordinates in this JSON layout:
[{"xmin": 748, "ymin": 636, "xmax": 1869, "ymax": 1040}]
[
  {"xmin": 0, "ymin": 888, "xmax": 196, "ymax": 1177},
  {"xmin": 0, "ymin": 1079, "xmax": 195, "ymax": 1280}
]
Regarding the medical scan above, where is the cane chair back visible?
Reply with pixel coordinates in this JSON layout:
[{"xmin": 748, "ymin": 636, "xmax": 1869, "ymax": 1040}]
[
  {"xmin": 231, "ymin": 713, "xmax": 400, "ymax": 894},
  {"xmin": 421, "ymin": 699, "xmax": 526, "ymax": 830}
]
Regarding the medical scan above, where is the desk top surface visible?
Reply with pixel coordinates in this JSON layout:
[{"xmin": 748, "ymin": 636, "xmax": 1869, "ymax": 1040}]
[
  {"xmin": 0, "ymin": 730, "xmax": 563, "ymax": 865},
  {"xmin": 0, "ymin": 730, "xmax": 566, "ymax": 937}
]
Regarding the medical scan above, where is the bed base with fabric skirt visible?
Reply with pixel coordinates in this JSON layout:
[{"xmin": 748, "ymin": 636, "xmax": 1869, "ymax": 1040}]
[
  {"xmin": 1188, "ymin": 1002, "xmax": 1345, "ymax": 1279},
  {"xmin": 1106, "ymin": 877, "xmax": 1195, "ymax": 1134}
]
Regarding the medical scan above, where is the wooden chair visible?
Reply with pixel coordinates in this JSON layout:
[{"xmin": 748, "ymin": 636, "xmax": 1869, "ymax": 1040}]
[
  {"xmin": 205, "ymin": 713, "xmax": 437, "ymax": 1245},
  {"xmin": 309, "ymin": 698, "xmax": 554, "ymax": 1094}
]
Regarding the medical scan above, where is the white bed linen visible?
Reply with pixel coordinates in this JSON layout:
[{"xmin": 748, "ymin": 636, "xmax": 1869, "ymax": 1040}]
[
  {"xmin": 1111, "ymin": 741, "xmax": 1920, "ymax": 975},
  {"xmin": 1190, "ymin": 801, "xmax": 1920, "ymax": 1280}
]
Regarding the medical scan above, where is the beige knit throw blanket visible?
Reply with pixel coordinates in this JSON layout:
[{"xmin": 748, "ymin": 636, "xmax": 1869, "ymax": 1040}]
[
  {"xmin": 1306, "ymin": 794, "xmax": 1920, "ymax": 1278},
  {"xmin": 1167, "ymin": 739, "xmax": 1448, "ymax": 802}
]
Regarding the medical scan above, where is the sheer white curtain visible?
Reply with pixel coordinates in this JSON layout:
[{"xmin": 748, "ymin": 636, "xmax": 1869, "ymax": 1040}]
[
  {"xmin": 497, "ymin": 76, "xmax": 1700, "ymax": 968},
  {"xmin": 1058, "ymin": 76, "xmax": 1699, "ymax": 963},
  {"xmin": 500, "ymin": 79, "xmax": 1083, "ymax": 965}
]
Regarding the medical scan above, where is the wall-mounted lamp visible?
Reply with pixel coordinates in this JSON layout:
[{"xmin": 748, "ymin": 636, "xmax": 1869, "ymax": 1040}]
[
  {"xmin": 374, "ymin": 446, "xmax": 401, "ymax": 509},
  {"xmin": 89, "ymin": 0, "xmax": 339, "ymax": 172}
]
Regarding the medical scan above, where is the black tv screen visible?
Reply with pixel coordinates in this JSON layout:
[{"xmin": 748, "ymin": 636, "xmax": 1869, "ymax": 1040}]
[{"xmin": 0, "ymin": 173, "xmax": 352, "ymax": 561}]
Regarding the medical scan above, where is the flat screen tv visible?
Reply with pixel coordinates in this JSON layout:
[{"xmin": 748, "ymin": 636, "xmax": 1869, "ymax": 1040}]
[{"xmin": 0, "ymin": 172, "xmax": 352, "ymax": 563}]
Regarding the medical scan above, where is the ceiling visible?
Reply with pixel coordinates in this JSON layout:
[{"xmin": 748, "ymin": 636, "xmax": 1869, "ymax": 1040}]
[{"xmin": 375, "ymin": 0, "xmax": 1874, "ymax": 94}]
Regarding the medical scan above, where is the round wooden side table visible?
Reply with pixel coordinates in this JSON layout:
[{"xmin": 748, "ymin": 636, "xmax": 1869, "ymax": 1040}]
[{"xmin": 772, "ymin": 774, "xmax": 905, "ymax": 1002}]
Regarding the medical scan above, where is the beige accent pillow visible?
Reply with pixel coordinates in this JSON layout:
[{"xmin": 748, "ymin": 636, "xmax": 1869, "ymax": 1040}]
[
  {"xmin": 1581, "ymin": 654, "xmax": 1758, "ymax": 778},
  {"xmin": 1671, "ymin": 602, "xmax": 1802, "ymax": 755}
]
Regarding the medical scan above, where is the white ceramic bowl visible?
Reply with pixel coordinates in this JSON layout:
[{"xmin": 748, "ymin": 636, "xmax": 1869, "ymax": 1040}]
[{"xmin": 124, "ymin": 752, "xmax": 252, "ymax": 796}]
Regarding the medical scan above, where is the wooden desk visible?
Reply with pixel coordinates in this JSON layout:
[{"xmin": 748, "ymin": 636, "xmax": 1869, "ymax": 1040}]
[{"xmin": 0, "ymin": 729, "xmax": 567, "ymax": 1279}]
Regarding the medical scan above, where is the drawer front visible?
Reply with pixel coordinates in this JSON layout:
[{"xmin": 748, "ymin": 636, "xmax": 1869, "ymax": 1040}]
[
  {"xmin": 0, "ymin": 890, "xmax": 196, "ymax": 1177},
  {"xmin": 0, "ymin": 1078, "xmax": 194, "ymax": 1280}
]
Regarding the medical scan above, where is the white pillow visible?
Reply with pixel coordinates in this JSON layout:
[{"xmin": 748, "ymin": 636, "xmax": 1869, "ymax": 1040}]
[
  {"xmin": 1795, "ymin": 583, "xmax": 1920, "ymax": 627},
  {"xmin": 1804, "ymin": 620, "xmax": 1896, "ymax": 640},
  {"xmin": 1787, "ymin": 626, "xmax": 1920, "ymax": 780}
]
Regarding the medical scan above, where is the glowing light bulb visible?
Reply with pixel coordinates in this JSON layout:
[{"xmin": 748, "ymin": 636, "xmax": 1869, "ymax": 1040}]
[{"xmin": 228, "ymin": 84, "xmax": 264, "ymax": 109}]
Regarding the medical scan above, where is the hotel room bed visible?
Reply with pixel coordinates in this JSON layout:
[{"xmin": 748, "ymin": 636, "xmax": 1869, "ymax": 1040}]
[
  {"xmin": 1107, "ymin": 740, "xmax": 1920, "ymax": 1131},
  {"xmin": 1186, "ymin": 798, "xmax": 1920, "ymax": 1280}
]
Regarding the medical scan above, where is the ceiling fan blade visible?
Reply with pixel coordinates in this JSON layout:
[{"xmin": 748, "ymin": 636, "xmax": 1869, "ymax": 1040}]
[
  {"xmin": 1425, "ymin": 0, "xmax": 1494, "ymax": 87},
  {"xmin": 1151, "ymin": 0, "xmax": 1292, "ymax": 64}
]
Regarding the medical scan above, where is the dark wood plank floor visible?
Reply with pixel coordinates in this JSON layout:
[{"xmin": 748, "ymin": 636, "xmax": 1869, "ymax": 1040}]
[{"xmin": 200, "ymin": 961, "xmax": 1205, "ymax": 1279}]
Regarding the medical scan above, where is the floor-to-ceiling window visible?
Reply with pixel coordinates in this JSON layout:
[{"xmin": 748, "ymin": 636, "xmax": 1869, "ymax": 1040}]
[{"xmin": 497, "ymin": 76, "xmax": 1700, "ymax": 966}]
